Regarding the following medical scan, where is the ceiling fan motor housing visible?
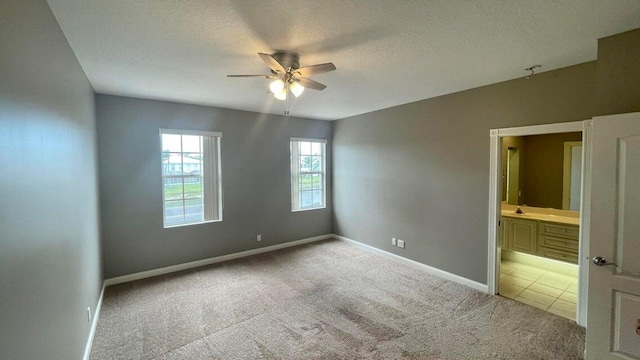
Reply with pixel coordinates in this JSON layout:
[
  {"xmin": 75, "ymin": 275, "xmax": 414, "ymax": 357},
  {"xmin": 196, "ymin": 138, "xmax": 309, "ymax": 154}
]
[{"xmin": 271, "ymin": 52, "xmax": 300, "ymax": 71}]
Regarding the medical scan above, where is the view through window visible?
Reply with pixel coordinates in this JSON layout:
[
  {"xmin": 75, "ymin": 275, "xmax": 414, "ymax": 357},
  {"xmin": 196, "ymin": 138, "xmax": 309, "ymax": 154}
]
[
  {"xmin": 160, "ymin": 129, "xmax": 221, "ymax": 227},
  {"xmin": 290, "ymin": 138, "xmax": 326, "ymax": 211}
]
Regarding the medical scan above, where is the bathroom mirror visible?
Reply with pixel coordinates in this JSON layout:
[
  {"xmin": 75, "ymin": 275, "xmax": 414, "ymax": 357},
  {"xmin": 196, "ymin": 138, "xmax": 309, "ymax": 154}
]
[{"xmin": 501, "ymin": 132, "xmax": 582, "ymax": 211}]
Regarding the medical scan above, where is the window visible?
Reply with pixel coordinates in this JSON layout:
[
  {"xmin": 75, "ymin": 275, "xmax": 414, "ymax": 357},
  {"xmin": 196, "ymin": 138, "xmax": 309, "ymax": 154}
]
[
  {"xmin": 160, "ymin": 129, "xmax": 222, "ymax": 227},
  {"xmin": 290, "ymin": 138, "xmax": 326, "ymax": 211}
]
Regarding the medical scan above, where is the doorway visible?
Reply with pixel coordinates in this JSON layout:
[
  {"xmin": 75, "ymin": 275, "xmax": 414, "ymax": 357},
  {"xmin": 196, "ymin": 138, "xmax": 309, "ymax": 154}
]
[{"xmin": 487, "ymin": 121, "xmax": 589, "ymax": 327}]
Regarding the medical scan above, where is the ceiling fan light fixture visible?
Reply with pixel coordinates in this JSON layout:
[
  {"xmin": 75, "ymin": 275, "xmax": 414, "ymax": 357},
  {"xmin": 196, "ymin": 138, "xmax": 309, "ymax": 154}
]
[
  {"xmin": 290, "ymin": 82, "xmax": 305, "ymax": 97},
  {"xmin": 228, "ymin": 52, "xmax": 336, "ymax": 108},
  {"xmin": 269, "ymin": 79, "xmax": 285, "ymax": 94},
  {"xmin": 274, "ymin": 87, "xmax": 287, "ymax": 101}
]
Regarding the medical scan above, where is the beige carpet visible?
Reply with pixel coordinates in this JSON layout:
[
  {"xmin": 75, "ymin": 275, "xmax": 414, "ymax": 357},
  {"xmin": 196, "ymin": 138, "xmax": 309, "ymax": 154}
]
[{"xmin": 90, "ymin": 239, "xmax": 585, "ymax": 359}]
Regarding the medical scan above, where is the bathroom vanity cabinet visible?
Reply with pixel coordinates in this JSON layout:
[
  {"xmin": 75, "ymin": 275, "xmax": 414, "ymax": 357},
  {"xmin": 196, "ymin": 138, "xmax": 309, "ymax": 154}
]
[
  {"xmin": 501, "ymin": 214, "xmax": 579, "ymax": 264},
  {"xmin": 502, "ymin": 217, "xmax": 537, "ymax": 255},
  {"xmin": 537, "ymin": 222, "xmax": 579, "ymax": 263}
]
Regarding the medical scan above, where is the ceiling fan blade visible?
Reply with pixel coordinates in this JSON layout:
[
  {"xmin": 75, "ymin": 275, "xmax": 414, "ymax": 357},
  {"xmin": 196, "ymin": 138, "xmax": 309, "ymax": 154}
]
[
  {"xmin": 295, "ymin": 77, "xmax": 327, "ymax": 91},
  {"xmin": 293, "ymin": 63, "xmax": 336, "ymax": 77},
  {"xmin": 226, "ymin": 74, "xmax": 273, "ymax": 78},
  {"xmin": 258, "ymin": 53, "xmax": 286, "ymax": 73}
]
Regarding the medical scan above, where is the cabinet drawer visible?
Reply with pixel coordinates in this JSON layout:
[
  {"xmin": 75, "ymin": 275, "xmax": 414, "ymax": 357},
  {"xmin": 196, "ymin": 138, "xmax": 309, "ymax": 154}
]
[
  {"xmin": 540, "ymin": 222, "xmax": 579, "ymax": 238},
  {"xmin": 539, "ymin": 234, "xmax": 579, "ymax": 252},
  {"xmin": 538, "ymin": 247, "xmax": 578, "ymax": 264}
]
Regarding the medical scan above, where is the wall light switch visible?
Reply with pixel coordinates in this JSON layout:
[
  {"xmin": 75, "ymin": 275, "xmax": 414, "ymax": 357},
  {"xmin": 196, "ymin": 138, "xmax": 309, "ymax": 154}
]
[
  {"xmin": 391, "ymin": 238, "xmax": 397, "ymax": 246},
  {"xmin": 257, "ymin": 234, "xmax": 262, "ymax": 241},
  {"xmin": 397, "ymin": 239, "xmax": 405, "ymax": 249}
]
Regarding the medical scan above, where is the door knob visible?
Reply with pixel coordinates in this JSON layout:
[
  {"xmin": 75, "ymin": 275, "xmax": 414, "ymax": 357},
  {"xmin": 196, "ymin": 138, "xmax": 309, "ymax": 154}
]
[{"xmin": 592, "ymin": 256, "xmax": 617, "ymax": 267}]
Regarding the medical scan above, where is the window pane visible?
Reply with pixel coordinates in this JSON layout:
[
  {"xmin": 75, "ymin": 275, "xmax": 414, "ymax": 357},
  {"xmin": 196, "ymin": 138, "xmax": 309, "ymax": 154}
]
[
  {"xmin": 312, "ymin": 190, "xmax": 323, "ymax": 206},
  {"xmin": 182, "ymin": 135, "xmax": 201, "ymax": 153},
  {"xmin": 162, "ymin": 153, "xmax": 182, "ymax": 175},
  {"xmin": 299, "ymin": 174, "xmax": 313, "ymax": 190},
  {"xmin": 311, "ymin": 174, "xmax": 322, "ymax": 190},
  {"xmin": 311, "ymin": 142, "xmax": 322, "ymax": 155},
  {"xmin": 184, "ymin": 198, "xmax": 204, "ymax": 223},
  {"xmin": 164, "ymin": 200, "xmax": 184, "ymax": 225},
  {"xmin": 298, "ymin": 155, "xmax": 306, "ymax": 172},
  {"xmin": 311, "ymin": 155, "xmax": 321, "ymax": 171},
  {"xmin": 182, "ymin": 153, "xmax": 202, "ymax": 175},
  {"xmin": 300, "ymin": 155, "xmax": 318, "ymax": 172},
  {"xmin": 163, "ymin": 179, "xmax": 183, "ymax": 200},
  {"xmin": 299, "ymin": 190, "xmax": 313, "ymax": 208},
  {"xmin": 184, "ymin": 178, "xmax": 202, "ymax": 198},
  {"xmin": 299, "ymin": 141, "xmax": 312, "ymax": 155},
  {"xmin": 162, "ymin": 134, "xmax": 182, "ymax": 152}
]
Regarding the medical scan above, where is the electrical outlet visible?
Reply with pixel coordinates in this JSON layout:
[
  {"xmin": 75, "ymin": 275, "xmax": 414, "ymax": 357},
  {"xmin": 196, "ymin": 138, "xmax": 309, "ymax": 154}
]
[
  {"xmin": 397, "ymin": 239, "xmax": 405, "ymax": 249},
  {"xmin": 257, "ymin": 234, "xmax": 262, "ymax": 241},
  {"xmin": 391, "ymin": 238, "xmax": 397, "ymax": 246},
  {"xmin": 87, "ymin": 307, "xmax": 91, "ymax": 322}
]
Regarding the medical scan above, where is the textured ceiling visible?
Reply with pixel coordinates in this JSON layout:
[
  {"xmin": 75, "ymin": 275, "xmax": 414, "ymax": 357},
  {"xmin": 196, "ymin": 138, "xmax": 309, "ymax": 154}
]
[{"xmin": 47, "ymin": 0, "xmax": 640, "ymax": 120}]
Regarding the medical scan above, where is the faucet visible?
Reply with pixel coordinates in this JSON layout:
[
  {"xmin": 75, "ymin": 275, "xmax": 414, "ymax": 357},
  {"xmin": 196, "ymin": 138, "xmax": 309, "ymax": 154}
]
[{"xmin": 515, "ymin": 206, "xmax": 524, "ymax": 214}]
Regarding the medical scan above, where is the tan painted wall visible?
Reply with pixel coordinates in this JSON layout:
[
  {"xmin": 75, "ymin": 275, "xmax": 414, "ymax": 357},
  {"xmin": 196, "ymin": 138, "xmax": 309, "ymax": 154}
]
[
  {"xmin": 596, "ymin": 28, "xmax": 640, "ymax": 116},
  {"xmin": 501, "ymin": 136, "xmax": 527, "ymax": 204},
  {"xmin": 522, "ymin": 132, "xmax": 583, "ymax": 209}
]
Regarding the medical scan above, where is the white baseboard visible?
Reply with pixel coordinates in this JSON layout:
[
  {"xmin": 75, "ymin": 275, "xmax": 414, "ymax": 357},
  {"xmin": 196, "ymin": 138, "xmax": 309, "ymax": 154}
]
[
  {"xmin": 332, "ymin": 234, "xmax": 489, "ymax": 293},
  {"xmin": 104, "ymin": 234, "xmax": 333, "ymax": 286},
  {"xmin": 83, "ymin": 283, "xmax": 105, "ymax": 360}
]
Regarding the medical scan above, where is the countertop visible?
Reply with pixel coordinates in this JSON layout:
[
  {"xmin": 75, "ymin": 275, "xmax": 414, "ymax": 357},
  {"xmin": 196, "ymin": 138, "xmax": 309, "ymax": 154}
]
[{"xmin": 501, "ymin": 210, "xmax": 580, "ymax": 226}]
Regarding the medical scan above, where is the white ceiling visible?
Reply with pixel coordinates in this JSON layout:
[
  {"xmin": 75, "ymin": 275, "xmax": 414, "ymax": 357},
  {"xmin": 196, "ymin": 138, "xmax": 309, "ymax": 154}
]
[{"xmin": 47, "ymin": 0, "xmax": 640, "ymax": 121}]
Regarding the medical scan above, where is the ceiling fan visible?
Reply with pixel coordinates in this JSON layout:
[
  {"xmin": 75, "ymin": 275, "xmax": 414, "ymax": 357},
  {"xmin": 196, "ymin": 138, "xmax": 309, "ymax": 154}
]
[{"xmin": 227, "ymin": 52, "xmax": 336, "ymax": 101}]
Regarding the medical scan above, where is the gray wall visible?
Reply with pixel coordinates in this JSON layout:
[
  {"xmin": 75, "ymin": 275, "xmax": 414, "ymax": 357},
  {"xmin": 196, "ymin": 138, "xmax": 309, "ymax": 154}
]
[
  {"xmin": 96, "ymin": 95, "xmax": 332, "ymax": 278},
  {"xmin": 0, "ymin": 1, "xmax": 102, "ymax": 359},
  {"xmin": 332, "ymin": 62, "xmax": 596, "ymax": 284}
]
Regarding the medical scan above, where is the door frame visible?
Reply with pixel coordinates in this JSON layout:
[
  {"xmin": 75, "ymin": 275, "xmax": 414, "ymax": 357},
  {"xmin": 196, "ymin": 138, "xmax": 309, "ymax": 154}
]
[{"xmin": 487, "ymin": 120, "xmax": 591, "ymax": 327}]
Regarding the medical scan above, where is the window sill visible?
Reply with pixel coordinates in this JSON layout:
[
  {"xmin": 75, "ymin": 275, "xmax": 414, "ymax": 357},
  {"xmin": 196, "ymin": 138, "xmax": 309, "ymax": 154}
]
[
  {"xmin": 292, "ymin": 206, "xmax": 326, "ymax": 212},
  {"xmin": 163, "ymin": 219, "xmax": 222, "ymax": 229}
]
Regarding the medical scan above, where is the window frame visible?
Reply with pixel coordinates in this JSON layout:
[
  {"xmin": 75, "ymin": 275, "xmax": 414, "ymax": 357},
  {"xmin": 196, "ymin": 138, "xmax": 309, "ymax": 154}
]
[
  {"xmin": 290, "ymin": 137, "xmax": 327, "ymax": 212},
  {"xmin": 160, "ymin": 128, "xmax": 223, "ymax": 228}
]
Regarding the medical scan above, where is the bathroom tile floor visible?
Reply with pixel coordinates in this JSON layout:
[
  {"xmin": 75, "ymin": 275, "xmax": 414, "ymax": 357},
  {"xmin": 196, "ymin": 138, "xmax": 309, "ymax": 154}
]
[{"xmin": 499, "ymin": 260, "xmax": 577, "ymax": 321}]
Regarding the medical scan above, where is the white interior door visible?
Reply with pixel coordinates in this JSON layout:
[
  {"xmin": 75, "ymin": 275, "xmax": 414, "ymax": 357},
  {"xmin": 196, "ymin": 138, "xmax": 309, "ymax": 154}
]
[{"xmin": 586, "ymin": 112, "xmax": 640, "ymax": 359}]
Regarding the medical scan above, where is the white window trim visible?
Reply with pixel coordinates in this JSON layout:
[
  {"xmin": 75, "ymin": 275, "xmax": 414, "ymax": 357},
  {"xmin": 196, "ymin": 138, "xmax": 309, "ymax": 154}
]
[
  {"xmin": 290, "ymin": 138, "xmax": 327, "ymax": 212},
  {"xmin": 291, "ymin": 137, "xmax": 327, "ymax": 144},
  {"xmin": 160, "ymin": 129, "xmax": 221, "ymax": 137},
  {"xmin": 160, "ymin": 129, "xmax": 223, "ymax": 228}
]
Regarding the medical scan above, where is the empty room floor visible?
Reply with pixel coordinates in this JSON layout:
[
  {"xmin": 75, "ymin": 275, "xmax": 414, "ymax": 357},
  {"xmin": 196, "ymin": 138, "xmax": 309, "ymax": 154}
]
[
  {"xmin": 91, "ymin": 240, "xmax": 584, "ymax": 359},
  {"xmin": 499, "ymin": 260, "xmax": 578, "ymax": 321}
]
